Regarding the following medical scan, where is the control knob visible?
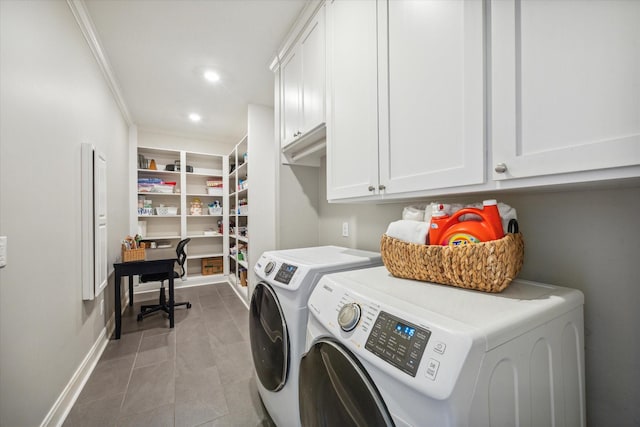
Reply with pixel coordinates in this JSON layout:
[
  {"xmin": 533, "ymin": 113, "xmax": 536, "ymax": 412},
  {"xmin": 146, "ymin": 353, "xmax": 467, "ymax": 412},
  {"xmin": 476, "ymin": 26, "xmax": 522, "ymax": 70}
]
[
  {"xmin": 264, "ymin": 261, "xmax": 275, "ymax": 275},
  {"xmin": 338, "ymin": 303, "xmax": 361, "ymax": 332}
]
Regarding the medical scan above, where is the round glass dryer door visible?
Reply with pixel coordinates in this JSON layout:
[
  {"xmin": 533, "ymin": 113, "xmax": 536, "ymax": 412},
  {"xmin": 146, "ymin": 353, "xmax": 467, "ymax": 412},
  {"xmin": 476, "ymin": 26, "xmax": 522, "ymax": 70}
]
[
  {"xmin": 299, "ymin": 338, "xmax": 394, "ymax": 427},
  {"xmin": 249, "ymin": 282, "xmax": 289, "ymax": 392}
]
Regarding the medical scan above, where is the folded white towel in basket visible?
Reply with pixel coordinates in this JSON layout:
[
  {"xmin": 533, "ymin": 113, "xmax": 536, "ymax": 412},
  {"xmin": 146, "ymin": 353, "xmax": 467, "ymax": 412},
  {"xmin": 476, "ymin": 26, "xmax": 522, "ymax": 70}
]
[{"xmin": 385, "ymin": 220, "xmax": 429, "ymax": 245}]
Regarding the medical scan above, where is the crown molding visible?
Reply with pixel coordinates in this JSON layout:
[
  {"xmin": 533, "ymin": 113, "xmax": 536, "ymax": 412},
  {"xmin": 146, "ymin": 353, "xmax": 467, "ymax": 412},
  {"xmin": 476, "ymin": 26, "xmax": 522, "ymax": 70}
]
[
  {"xmin": 269, "ymin": 0, "xmax": 324, "ymax": 72},
  {"xmin": 67, "ymin": 0, "xmax": 133, "ymax": 125}
]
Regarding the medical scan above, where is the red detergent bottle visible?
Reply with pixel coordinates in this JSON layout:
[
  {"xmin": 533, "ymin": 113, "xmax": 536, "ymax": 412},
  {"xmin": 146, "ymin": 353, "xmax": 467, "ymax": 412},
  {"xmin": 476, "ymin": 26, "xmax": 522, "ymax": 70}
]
[{"xmin": 428, "ymin": 200, "xmax": 504, "ymax": 246}]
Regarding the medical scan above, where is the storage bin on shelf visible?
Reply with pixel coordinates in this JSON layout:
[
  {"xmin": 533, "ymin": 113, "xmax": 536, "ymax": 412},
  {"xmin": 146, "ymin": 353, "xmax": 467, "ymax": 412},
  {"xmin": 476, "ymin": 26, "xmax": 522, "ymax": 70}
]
[
  {"xmin": 155, "ymin": 206, "xmax": 178, "ymax": 216},
  {"xmin": 121, "ymin": 246, "xmax": 145, "ymax": 262},
  {"xmin": 380, "ymin": 230, "xmax": 524, "ymax": 293},
  {"xmin": 208, "ymin": 206, "xmax": 223, "ymax": 215}
]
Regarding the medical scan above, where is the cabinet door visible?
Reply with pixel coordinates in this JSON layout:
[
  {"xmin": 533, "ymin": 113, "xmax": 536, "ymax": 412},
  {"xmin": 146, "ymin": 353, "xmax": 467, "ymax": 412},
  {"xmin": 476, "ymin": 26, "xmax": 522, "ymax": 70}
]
[
  {"xmin": 281, "ymin": 48, "xmax": 301, "ymax": 147},
  {"xmin": 300, "ymin": 4, "xmax": 326, "ymax": 134},
  {"xmin": 326, "ymin": 0, "xmax": 380, "ymax": 200},
  {"xmin": 379, "ymin": 0, "xmax": 485, "ymax": 194},
  {"xmin": 491, "ymin": 0, "xmax": 640, "ymax": 181}
]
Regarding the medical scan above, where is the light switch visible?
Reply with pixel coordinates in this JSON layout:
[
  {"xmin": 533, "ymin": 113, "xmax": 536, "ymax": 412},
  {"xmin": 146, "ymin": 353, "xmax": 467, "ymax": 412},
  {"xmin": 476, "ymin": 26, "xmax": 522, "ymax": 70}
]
[{"xmin": 0, "ymin": 236, "xmax": 7, "ymax": 268}]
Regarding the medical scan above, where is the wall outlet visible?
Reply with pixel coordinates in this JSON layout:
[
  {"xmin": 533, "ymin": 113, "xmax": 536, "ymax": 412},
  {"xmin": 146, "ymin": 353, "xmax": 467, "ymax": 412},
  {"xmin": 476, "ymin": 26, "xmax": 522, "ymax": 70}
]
[
  {"xmin": 342, "ymin": 222, "xmax": 349, "ymax": 237},
  {"xmin": 100, "ymin": 297, "xmax": 104, "ymax": 316}
]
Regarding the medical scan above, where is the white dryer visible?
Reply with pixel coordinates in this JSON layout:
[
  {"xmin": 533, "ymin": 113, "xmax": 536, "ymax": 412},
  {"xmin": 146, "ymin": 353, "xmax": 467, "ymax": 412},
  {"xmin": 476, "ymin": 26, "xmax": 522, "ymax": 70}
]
[
  {"xmin": 300, "ymin": 266, "xmax": 586, "ymax": 427},
  {"xmin": 249, "ymin": 246, "xmax": 382, "ymax": 427}
]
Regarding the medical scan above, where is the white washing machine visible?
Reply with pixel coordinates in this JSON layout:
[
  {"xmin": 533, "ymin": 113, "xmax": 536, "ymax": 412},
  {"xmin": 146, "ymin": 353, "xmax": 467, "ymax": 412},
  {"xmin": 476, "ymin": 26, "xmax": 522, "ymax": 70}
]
[
  {"xmin": 300, "ymin": 266, "xmax": 586, "ymax": 427},
  {"xmin": 249, "ymin": 246, "xmax": 382, "ymax": 427}
]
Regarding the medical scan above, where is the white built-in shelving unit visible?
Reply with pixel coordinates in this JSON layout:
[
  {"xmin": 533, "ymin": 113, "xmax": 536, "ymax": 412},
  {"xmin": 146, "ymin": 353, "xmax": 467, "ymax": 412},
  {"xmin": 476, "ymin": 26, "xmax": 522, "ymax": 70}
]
[
  {"xmin": 136, "ymin": 146, "xmax": 228, "ymax": 291},
  {"xmin": 226, "ymin": 136, "xmax": 249, "ymax": 303}
]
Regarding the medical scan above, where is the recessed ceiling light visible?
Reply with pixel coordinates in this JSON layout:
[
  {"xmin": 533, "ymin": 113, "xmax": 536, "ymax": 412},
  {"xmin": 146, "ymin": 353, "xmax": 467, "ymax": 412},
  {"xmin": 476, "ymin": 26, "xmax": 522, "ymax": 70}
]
[
  {"xmin": 189, "ymin": 113, "xmax": 201, "ymax": 122},
  {"xmin": 203, "ymin": 70, "xmax": 220, "ymax": 83}
]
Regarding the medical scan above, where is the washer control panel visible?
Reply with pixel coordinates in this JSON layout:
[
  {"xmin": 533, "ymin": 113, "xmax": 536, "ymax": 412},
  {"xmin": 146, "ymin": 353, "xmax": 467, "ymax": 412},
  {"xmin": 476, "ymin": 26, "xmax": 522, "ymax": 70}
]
[{"xmin": 365, "ymin": 311, "xmax": 430, "ymax": 377}]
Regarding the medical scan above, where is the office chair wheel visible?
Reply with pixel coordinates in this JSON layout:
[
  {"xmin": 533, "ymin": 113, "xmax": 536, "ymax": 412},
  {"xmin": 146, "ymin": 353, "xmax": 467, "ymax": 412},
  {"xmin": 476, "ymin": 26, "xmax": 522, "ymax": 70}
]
[
  {"xmin": 137, "ymin": 313, "xmax": 144, "ymax": 322},
  {"xmin": 187, "ymin": 303, "xmax": 192, "ymax": 309}
]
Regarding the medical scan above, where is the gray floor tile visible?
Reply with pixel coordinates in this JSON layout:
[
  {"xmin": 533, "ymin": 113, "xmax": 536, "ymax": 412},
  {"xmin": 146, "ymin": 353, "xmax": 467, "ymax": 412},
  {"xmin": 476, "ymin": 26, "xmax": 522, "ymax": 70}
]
[
  {"xmin": 215, "ymin": 284, "xmax": 236, "ymax": 298},
  {"xmin": 176, "ymin": 316, "xmax": 210, "ymax": 344},
  {"xmin": 76, "ymin": 355, "xmax": 135, "ymax": 405},
  {"xmin": 67, "ymin": 283, "xmax": 264, "ymax": 426},
  {"xmin": 223, "ymin": 377, "xmax": 262, "ymax": 414},
  {"xmin": 205, "ymin": 318, "xmax": 245, "ymax": 346},
  {"xmin": 117, "ymin": 402, "xmax": 175, "ymax": 427},
  {"xmin": 175, "ymin": 335, "xmax": 218, "ymax": 377},
  {"xmin": 174, "ymin": 367, "xmax": 228, "ymax": 427},
  {"xmin": 196, "ymin": 283, "xmax": 221, "ymax": 295},
  {"xmin": 101, "ymin": 332, "xmax": 142, "ymax": 362},
  {"xmin": 215, "ymin": 348, "xmax": 253, "ymax": 385},
  {"xmin": 65, "ymin": 392, "xmax": 124, "ymax": 427},
  {"xmin": 135, "ymin": 330, "xmax": 176, "ymax": 368},
  {"xmin": 121, "ymin": 359, "xmax": 175, "ymax": 416},
  {"xmin": 174, "ymin": 286, "xmax": 201, "ymax": 300},
  {"xmin": 198, "ymin": 293, "xmax": 226, "ymax": 309},
  {"xmin": 200, "ymin": 306, "xmax": 231, "ymax": 325},
  {"xmin": 221, "ymin": 296, "xmax": 247, "ymax": 312}
]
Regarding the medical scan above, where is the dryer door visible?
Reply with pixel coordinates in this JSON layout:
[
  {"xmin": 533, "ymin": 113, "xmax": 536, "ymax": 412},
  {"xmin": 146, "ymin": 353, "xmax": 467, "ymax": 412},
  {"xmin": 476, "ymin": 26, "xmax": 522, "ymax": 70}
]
[
  {"xmin": 299, "ymin": 338, "xmax": 394, "ymax": 427},
  {"xmin": 249, "ymin": 282, "xmax": 289, "ymax": 392}
]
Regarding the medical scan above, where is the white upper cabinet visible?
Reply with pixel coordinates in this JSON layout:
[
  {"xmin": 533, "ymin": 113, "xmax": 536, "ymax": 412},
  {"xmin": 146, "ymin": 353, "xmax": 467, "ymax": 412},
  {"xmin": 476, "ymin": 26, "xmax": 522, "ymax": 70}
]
[
  {"xmin": 301, "ymin": 7, "xmax": 326, "ymax": 134},
  {"xmin": 491, "ymin": 0, "xmax": 640, "ymax": 181},
  {"xmin": 379, "ymin": 0, "xmax": 485, "ymax": 194},
  {"xmin": 281, "ymin": 49, "xmax": 302, "ymax": 147},
  {"xmin": 327, "ymin": 0, "xmax": 485, "ymax": 200},
  {"xmin": 326, "ymin": 0, "xmax": 379, "ymax": 199},
  {"xmin": 281, "ymin": 5, "xmax": 326, "ymax": 148}
]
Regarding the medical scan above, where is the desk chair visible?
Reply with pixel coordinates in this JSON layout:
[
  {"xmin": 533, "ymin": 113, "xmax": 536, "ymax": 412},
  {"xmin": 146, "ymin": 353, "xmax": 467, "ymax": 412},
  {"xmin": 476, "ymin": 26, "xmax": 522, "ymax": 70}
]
[{"xmin": 138, "ymin": 238, "xmax": 192, "ymax": 321}]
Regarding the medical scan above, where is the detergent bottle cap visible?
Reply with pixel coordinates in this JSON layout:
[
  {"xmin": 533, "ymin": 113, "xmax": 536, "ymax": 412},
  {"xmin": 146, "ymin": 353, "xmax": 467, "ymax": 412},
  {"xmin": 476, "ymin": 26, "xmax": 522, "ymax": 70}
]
[
  {"xmin": 483, "ymin": 199, "xmax": 498, "ymax": 206},
  {"xmin": 431, "ymin": 203, "xmax": 448, "ymax": 218}
]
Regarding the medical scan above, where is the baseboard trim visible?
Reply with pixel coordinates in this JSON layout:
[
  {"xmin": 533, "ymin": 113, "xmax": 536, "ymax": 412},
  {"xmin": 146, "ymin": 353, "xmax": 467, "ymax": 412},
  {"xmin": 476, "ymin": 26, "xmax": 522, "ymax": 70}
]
[{"xmin": 41, "ymin": 313, "xmax": 115, "ymax": 426}]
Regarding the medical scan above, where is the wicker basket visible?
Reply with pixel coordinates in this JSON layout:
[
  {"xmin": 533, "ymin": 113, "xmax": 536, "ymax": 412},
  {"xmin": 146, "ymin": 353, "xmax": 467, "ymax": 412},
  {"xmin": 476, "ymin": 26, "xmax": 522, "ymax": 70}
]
[
  {"xmin": 380, "ymin": 232, "xmax": 524, "ymax": 293},
  {"xmin": 122, "ymin": 246, "xmax": 145, "ymax": 263}
]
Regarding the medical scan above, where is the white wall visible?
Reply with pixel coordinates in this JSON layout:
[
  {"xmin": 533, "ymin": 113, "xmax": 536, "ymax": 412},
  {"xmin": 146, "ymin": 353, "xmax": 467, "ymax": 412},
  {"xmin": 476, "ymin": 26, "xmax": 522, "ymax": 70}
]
[
  {"xmin": 0, "ymin": 1, "xmax": 130, "ymax": 425},
  {"xmin": 277, "ymin": 164, "xmax": 320, "ymax": 250},
  {"xmin": 137, "ymin": 128, "xmax": 235, "ymax": 155},
  {"xmin": 317, "ymin": 156, "xmax": 640, "ymax": 425},
  {"xmin": 247, "ymin": 104, "xmax": 276, "ymax": 292}
]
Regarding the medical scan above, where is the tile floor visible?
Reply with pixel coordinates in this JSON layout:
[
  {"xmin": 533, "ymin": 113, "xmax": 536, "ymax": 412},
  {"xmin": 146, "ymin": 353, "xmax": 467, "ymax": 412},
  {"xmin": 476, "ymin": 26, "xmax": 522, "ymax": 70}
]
[{"xmin": 63, "ymin": 283, "xmax": 275, "ymax": 427}]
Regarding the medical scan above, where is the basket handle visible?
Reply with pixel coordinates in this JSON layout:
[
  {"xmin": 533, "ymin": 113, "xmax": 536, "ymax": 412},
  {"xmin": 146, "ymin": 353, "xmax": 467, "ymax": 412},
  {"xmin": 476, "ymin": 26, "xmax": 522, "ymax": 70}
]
[{"xmin": 508, "ymin": 219, "xmax": 519, "ymax": 233}]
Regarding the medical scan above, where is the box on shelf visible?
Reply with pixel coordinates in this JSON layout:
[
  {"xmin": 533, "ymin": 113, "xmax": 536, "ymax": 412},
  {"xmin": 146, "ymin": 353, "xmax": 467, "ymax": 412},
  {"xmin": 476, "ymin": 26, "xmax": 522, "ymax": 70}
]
[
  {"xmin": 207, "ymin": 187, "xmax": 223, "ymax": 196},
  {"xmin": 202, "ymin": 257, "xmax": 223, "ymax": 275},
  {"xmin": 239, "ymin": 269, "xmax": 247, "ymax": 286}
]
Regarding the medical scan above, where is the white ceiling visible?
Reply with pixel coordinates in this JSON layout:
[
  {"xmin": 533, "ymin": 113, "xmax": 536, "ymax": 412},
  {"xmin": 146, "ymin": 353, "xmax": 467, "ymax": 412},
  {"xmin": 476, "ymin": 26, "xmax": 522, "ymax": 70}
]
[{"xmin": 83, "ymin": 0, "xmax": 307, "ymax": 143}]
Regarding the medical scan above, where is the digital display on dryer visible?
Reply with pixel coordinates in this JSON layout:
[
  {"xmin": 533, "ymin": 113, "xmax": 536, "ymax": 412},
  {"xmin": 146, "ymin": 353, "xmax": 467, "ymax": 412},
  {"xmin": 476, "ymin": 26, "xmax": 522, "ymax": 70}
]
[
  {"xmin": 394, "ymin": 322, "xmax": 415, "ymax": 339},
  {"xmin": 274, "ymin": 263, "xmax": 298, "ymax": 284}
]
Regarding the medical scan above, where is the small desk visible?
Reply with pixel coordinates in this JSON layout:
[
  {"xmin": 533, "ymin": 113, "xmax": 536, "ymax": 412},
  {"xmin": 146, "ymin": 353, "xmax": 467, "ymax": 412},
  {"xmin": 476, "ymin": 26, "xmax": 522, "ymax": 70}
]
[{"xmin": 113, "ymin": 254, "xmax": 176, "ymax": 339}]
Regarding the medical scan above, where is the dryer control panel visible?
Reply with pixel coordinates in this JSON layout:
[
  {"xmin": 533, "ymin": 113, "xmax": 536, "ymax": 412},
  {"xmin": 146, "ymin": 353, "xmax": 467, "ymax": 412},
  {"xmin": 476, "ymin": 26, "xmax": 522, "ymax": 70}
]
[
  {"xmin": 274, "ymin": 263, "xmax": 298, "ymax": 284},
  {"xmin": 365, "ymin": 311, "xmax": 430, "ymax": 377},
  {"xmin": 308, "ymin": 274, "xmax": 477, "ymax": 400},
  {"xmin": 255, "ymin": 254, "xmax": 303, "ymax": 289}
]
